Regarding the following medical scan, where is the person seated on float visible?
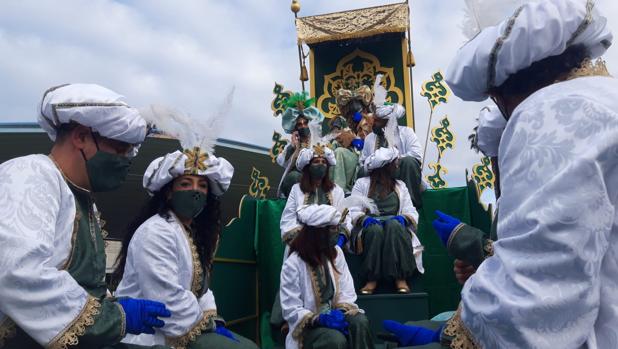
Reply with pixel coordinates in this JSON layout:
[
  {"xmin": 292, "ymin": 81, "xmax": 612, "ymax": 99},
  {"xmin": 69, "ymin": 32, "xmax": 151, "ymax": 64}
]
[
  {"xmin": 349, "ymin": 147, "xmax": 424, "ymax": 295},
  {"xmin": 276, "ymin": 92, "xmax": 325, "ymax": 198},
  {"xmin": 280, "ymin": 204, "xmax": 373, "ymax": 349},
  {"xmin": 335, "ymin": 85, "xmax": 375, "ymax": 141},
  {"xmin": 322, "ymin": 115, "xmax": 364, "ymax": 195},
  {"xmin": 360, "ymin": 104, "xmax": 424, "ymax": 208},
  {"xmin": 280, "ymin": 144, "xmax": 352, "ymax": 254},
  {"xmin": 0, "ymin": 83, "xmax": 172, "ymax": 349},
  {"xmin": 380, "ymin": 106, "xmax": 507, "ymax": 348},
  {"xmin": 113, "ymin": 105, "xmax": 258, "ymax": 349}
]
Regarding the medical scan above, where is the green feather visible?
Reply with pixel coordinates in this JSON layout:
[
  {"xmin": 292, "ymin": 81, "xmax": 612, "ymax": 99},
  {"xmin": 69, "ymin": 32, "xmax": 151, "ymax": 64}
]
[{"xmin": 284, "ymin": 92, "xmax": 310, "ymax": 109}]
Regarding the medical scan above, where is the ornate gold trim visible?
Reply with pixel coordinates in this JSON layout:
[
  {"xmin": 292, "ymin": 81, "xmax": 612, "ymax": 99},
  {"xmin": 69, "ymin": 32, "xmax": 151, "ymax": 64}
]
[
  {"xmin": 292, "ymin": 312, "xmax": 316, "ymax": 343},
  {"xmin": 335, "ymin": 303, "xmax": 360, "ymax": 316},
  {"xmin": 443, "ymin": 306, "xmax": 480, "ymax": 349},
  {"xmin": 283, "ymin": 227, "xmax": 302, "ymax": 244},
  {"xmin": 115, "ymin": 302, "xmax": 126, "ymax": 338},
  {"xmin": 166, "ymin": 309, "xmax": 218, "ymax": 349},
  {"xmin": 483, "ymin": 240, "xmax": 495, "ymax": 258},
  {"xmin": 0, "ymin": 317, "xmax": 17, "ymax": 347},
  {"xmin": 447, "ymin": 223, "xmax": 467, "ymax": 249},
  {"xmin": 308, "ymin": 265, "xmax": 323, "ymax": 312},
  {"xmin": 61, "ymin": 210, "xmax": 81, "ymax": 270},
  {"xmin": 48, "ymin": 297, "xmax": 101, "ymax": 349}
]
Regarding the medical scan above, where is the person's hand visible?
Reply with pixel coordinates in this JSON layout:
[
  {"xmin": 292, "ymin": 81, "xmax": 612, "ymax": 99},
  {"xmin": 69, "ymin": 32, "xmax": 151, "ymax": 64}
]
[
  {"xmin": 453, "ymin": 259, "xmax": 476, "ymax": 285},
  {"xmin": 362, "ymin": 216, "xmax": 381, "ymax": 229},
  {"xmin": 351, "ymin": 138, "xmax": 364, "ymax": 151},
  {"xmin": 432, "ymin": 210, "xmax": 461, "ymax": 246},
  {"xmin": 316, "ymin": 309, "xmax": 349, "ymax": 335},
  {"xmin": 291, "ymin": 131, "xmax": 300, "ymax": 147},
  {"xmin": 215, "ymin": 321, "xmax": 239, "ymax": 342},
  {"xmin": 336, "ymin": 234, "xmax": 347, "ymax": 248},
  {"xmin": 390, "ymin": 215, "xmax": 407, "ymax": 227},
  {"xmin": 382, "ymin": 320, "xmax": 440, "ymax": 346},
  {"xmin": 118, "ymin": 298, "xmax": 171, "ymax": 335}
]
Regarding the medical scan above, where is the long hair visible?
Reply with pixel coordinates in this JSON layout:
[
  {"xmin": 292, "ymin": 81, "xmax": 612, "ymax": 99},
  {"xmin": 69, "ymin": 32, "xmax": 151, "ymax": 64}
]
[
  {"xmin": 111, "ymin": 183, "xmax": 222, "ymax": 289},
  {"xmin": 289, "ymin": 225, "xmax": 339, "ymax": 273},
  {"xmin": 368, "ymin": 163, "xmax": 397, "ymax": 199},
  {"xmin": 299, "ymin": 162, "xmax": 335, "ymax": 194}
]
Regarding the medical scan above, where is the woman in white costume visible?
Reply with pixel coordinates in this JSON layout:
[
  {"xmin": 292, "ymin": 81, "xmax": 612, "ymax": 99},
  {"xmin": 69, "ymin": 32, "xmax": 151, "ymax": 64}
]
[
  {"xmin": 350, "ymin": 147, "xmax": 423, "ymax": 295},
  {"xmin": 113, "ymin": 104, "xmax": 258, "ymax": 349},
  {"xmin": 280, "ymin": 204, "xmax": 373, "ymax": 349}
]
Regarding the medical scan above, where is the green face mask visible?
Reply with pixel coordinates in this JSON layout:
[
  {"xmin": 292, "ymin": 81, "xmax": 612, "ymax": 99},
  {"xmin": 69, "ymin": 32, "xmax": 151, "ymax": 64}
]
[
  {"xmin": 309, "ymin": 163, "xmax": 328, "ymax": 180},
  {"xmin": 171, "ymin": 190, "xmax": 208, "ymax": 219},
  {"xmin": 297, "ymin": 127, "xmax": 310, "ymax": 138},
  {"xmin": 83, "ymin": 151, "xmax": 131, "ymax": 192},
  {"xmin": 372, "ymin": 125, "xmax": 384, "ymax": 136}
]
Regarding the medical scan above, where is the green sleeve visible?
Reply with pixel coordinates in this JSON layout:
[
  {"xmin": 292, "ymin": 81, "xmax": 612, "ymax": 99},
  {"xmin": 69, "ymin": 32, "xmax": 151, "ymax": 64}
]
[
  {"xmin": 285, "ymin": 144, "xmax": 296, "ymax": 161},
  {"xmin": 447, "ymin": 224, "xmax": 492, "ymax": 269},
  {"xmin": 80, "ymin": 298, "xmax": 125, "ymax": 347}
]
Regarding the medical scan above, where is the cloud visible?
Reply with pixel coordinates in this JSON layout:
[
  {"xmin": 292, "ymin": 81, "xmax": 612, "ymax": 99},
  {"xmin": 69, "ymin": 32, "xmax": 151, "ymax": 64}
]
[{"xmin": 0, "ymin": 0, "xmax": 616, "ymax": 190}]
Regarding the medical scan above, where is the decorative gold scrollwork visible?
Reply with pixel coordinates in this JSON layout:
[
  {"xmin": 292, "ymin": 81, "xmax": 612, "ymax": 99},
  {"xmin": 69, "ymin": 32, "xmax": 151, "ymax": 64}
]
[{"xmin": 248, "ymin": 167, "xmax": 270, "ymax": 199}]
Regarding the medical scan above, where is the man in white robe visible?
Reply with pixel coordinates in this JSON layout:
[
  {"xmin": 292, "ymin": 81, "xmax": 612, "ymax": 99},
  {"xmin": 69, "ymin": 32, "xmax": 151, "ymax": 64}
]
[
  {"xmin": 0, "ymin": 84, "xmax": 171, "ymax": 349},
  {"xmin": 437, "ymin": 0, "xmax": 618, "ymax": 347}
]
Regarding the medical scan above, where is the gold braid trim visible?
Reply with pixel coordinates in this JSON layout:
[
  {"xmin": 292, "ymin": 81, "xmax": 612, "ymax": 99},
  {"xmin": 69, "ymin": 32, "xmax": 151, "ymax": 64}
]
[
  {"xmin": 335, "ymin": 303, "xmax": 360, "ymax": 316},
  {"xmin": 166, "ymin": 310, "xmax": 218, "ymax": 349},
  {"xmin": 442, "ymin": 305, "xmax": 481, "ymax": 349},
  {"xmin": 446, "ymin": 223, "xmax": 467, "ymax": 250},
  {"xmin": 0, "ymin": 317, "xmax": 17, "ymax": 347},
  {"xmin": 292, "ymin": 312, "xmax": 316, "ymax": 343},
  {"xmin": 308, "ymin": 265, "xmax": 323, "ymax": 311},
  {"xmin": 178, "ymin": 219, "xmax": 204, "ymax": 296},
  {"xmin": 282, "ymin": 227, "xmax": 302, "ymax": 244},
  {"xmin": 48, "ymin": 297, "xmax": 101, "ymax": 349}
]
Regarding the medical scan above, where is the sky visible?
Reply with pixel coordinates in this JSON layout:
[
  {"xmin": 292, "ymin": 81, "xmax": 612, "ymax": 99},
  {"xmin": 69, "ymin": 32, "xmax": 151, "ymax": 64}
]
[{"xmin": 1, "ymin": 0, "xmax": 617, "ymax": 193}]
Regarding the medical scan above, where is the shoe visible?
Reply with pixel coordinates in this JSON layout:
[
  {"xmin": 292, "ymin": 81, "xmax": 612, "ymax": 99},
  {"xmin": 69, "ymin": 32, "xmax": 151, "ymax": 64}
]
[
  {"xmin": 396, "ymin": 287, "xmax": 411, "ymax": 294},
  {"xmin": 360, "ymin": 285, "xmax": 376, "ymax": 295}
]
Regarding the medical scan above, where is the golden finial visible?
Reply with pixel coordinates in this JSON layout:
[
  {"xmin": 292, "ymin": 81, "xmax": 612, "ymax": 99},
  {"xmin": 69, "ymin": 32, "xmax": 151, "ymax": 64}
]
[{"xmin": 291, "ymin": 0, "xmax": 301, "ymax": 14}]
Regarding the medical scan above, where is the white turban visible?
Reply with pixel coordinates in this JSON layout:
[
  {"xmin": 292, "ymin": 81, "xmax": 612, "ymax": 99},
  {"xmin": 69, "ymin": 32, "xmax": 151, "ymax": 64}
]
[
  {"xmin": 375, "ymin": 103, "xmax": 405, "ymax": 120},
  {"xmin": 446, "ymin": 0, "xmax": 613, "ymax": 101},
  {"xmin": 364, "ymin": 147, "xmax": 399, "ymax": 173},
  {"xmin": 143, "ymin": 150, "xmax": 234, "ymax": 196},
  {"xmin": 477, "ymin": 106, "xmax": 507, "ymax": 157},
  {"xmin": 38, "ymin": 83, "xmax": 147, "ymax": 144},
  {"xmin": 296, "ymin": 146, "xmax": 336, "ymax": 171},
  {"xmin": 297, "ymin": 204, "xmax": 341, "ymax": 228}
]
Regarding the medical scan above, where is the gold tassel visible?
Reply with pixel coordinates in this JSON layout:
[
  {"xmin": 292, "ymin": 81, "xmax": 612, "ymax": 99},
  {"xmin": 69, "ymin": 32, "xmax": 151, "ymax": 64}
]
[
  {"xmin": 300, "ymin": 65, "xmax": 309, "ymax": 81},
  {"xmin": 407, "ymin": 51, "xmax": 416, "ymax": 67}
]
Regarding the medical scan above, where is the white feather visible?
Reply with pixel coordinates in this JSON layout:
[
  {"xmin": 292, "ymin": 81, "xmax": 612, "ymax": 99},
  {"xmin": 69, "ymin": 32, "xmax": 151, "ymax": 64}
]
[
  {"xmin": 462, "ymin": 0, "xmax": 531, "ymax": 40},
  {"xmin": 139, "ymin": 86, "xmax": 235, "ymax": 154},
  {"xmin": 373, "ymin": 74, "xmax": 387, "ymax": 106},
  {"xmin": 338, "ymin": 195, "xmax": 379, "ymax": 215},
  {"xmin": 308, "ymin": 119, "xmax": 324, "ymax": 147},
  {"xmin": 384, "ymin": 113, "xmax": 399, "ymax": 151}
]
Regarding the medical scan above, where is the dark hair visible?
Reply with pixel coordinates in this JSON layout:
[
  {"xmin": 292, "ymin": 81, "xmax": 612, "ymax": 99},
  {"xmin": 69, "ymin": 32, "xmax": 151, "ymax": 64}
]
[
  {"xmin": 368, "ymin": 162, "xmax": 397, "ymax": 199},
  {"xmin": 299, "ymin": 161, "xmax": 335, "ymax": 194},
  {"xmin": 491, "ymin": 44, "xmax": 589, "ymax": 97},
  {"xmin": 289, "ymin": 225, "xmax": 339, "ymax": 272},
  {"xmin": 111, "ymin": 182, "xmax": 222, "ymax": 289},
  {"xmin": 54, "ymin": 122, "xmax": 81, "ymax": 143}
]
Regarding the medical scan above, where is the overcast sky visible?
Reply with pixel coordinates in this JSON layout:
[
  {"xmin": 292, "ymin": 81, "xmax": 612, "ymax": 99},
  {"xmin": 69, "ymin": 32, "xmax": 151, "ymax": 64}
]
[{"xmin": 1, "ymin": 0, "xmax": 616, "ymax": 193}]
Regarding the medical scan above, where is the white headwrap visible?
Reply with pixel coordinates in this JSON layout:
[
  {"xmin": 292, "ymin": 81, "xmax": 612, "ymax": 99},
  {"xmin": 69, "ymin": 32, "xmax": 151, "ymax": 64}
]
[
  {"xmin": 477, "ymin": 106, "xmax": 507, "ymax": 157},
  {"xmin": 297, "ymin": 204, "xmax": 341, "ymax": 228},
  {"xmin": 374, "ymin": 103, "xmax": 405, "ymax": 120},
  {"xmin": 446, "ymin": 0, "xmax": 613, "ymax": 101},
  {"xmin": 296, "ymin": 145, "xmax": 336, "ymax": 171},
  {"xmin": 38, "ymin": 83, "xmax": 147, "ymax": 144},
  {"xmin": 363, "ymin": 147, "xmax": 399, "ymax": 173},
  {"xmin": 143, "ymin": 150, "xmax": 234, "ymax": 196}
]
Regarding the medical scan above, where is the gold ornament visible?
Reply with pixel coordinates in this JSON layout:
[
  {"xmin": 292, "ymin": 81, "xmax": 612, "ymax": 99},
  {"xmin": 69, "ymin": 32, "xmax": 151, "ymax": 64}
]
[{"xmin": 183, "ymin": 147, "xmax": 208, "ymax": 175}]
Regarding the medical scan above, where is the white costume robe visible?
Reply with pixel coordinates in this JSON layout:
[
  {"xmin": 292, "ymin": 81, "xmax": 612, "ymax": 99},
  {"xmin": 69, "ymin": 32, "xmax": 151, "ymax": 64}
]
[
  {"xmin": 115, "ymin": 212, "xmax": 219, "ymax": 348},
  {"xmin": 0, "ymin": 154, "xmax": 124, "ymax": 347},
  {"xmin": 280, "ymin": 183, "xmax": 352, "ymax": 246},
  {"xmin": 359, "ymin": 126, "xmax": 423, "ymax": 166},
  {"xmin": 459, "ymin": 76, "xmax": 618, "ymax": 348},
  {"xmin": 349, "ymin": 177, "xmax": 424, "ymax": 273},
  {"xmin": 280, "ymin": 246, "xmax": 361, "ymax": 349}
]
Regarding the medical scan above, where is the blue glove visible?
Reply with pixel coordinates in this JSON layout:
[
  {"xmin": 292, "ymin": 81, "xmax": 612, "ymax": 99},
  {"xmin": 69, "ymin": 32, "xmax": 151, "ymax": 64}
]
[
  {"xmin": 390, "ymin": 215, "xmax": 407, "ymax": 227},
  {"xmin": 351, "ymin": 138, "xmax": 364, "ymax": 151},
  {"xmin": 118, "ymin": 298, "xmax": 171, "ymax": 335},
  {"xmin": 383, "ymin": 320, "xmax": 441, "ymax": 346},
  {"xmin": 336, "ymin": 234, "xmax": 347, "ymax": 248},
  {"xmin": 362, "ymin": 216, "xmax": 381, "ymax": 229},
  {"xmin": 215, "ymin": 322, "xmax": 239, "ymax": 342},
  {"xmin": 317, "ymin": 309, "xmax": 349, "ymax": 335},
  {"xmin": 432, "ymin": 210, "xmax": 461, "ymax": 246},
  {"xmin": 352, "ymin": 111, "xmax": 363, "ymax": 123}
]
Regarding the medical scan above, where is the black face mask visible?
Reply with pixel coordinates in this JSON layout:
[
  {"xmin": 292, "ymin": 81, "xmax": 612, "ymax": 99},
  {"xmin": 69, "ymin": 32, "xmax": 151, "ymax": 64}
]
[
  {"xmin": 80, "ymin": 133, "xmax": 131, "ymax": 192},
  {"xmin": 372, "ymin": 125, "xmax": 384, "ymax": 136},
  {"xmin": 297, "ymin": 127, "xmax": 310, "ymax": 138},
  {"xmin": 309, "ymin": 163, "xmax": 328, "ymax": 180}
]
